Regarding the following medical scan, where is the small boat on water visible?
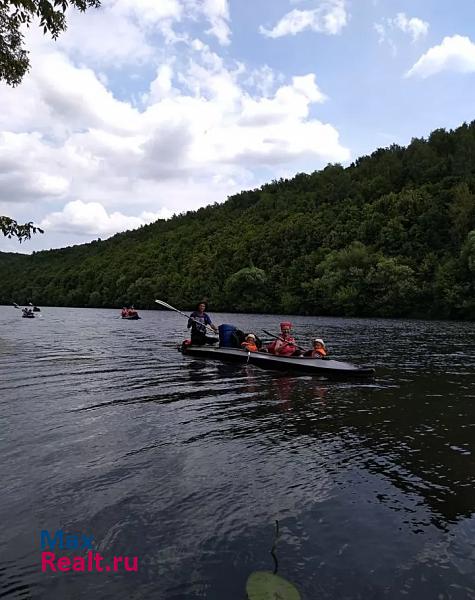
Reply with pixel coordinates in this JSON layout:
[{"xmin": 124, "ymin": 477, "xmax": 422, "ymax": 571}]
[
  {"xmin": 180, "ymin": 344, "xmax": 375, "ymax": 379},
  {"xmin": 154, "ymin": 299, "xmax": 374, "ymax": 378},
  {"xmin": 13, "ymin": 302, "xmax": 37, "ymax": 318},
  {"xmin": 33, "ymin": 306, "xmax": 41, "ymax": 312},
  {"xmin": 121, "ymin": 307, "xmax": 141, "ymax": 320}
]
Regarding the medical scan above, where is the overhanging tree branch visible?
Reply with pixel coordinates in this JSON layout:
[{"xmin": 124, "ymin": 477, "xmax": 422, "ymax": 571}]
[
  {"xmin": 0, "ymin": 0, "xmax": 101, "ymax": 86},
  {"xmin": 0, "ymin": 215, "xmax": 44, "ymax": 242}
]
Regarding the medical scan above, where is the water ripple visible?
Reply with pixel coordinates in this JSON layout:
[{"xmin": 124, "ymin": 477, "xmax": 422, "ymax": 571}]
[{"xmin": 1, "ymin": 307, "xmax": 475, "ymax": 599}]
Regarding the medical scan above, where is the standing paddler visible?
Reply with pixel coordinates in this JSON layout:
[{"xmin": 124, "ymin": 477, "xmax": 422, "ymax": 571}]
[{"xmin": 187, "ymin": 301, "xmax": 218, "ymax": 345}]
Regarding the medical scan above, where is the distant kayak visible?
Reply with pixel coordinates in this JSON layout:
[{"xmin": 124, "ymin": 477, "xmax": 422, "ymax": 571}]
[
  {"xmin": 122, "ymin": 314, "xmax": 141, "ymax": 320},
  {"xmin": 33, "ymin": 306, "xmax": 41, "ymax": 312},
  {"xmin": 180, "ymin": 344, "xmax": 375, "ymax": 379},
  {"xmin": 22, "ymin": 313, "xmax": 35, "ymax": 319}
]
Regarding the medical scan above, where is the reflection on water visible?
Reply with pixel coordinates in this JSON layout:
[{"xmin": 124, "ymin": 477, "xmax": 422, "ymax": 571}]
[{"xmin": 0, "ymin": 306, "xmax": 474, "ymax": 599}]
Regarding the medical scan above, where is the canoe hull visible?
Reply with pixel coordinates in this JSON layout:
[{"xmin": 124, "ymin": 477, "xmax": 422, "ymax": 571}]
[{"xmin": 181, "ymin": 345, "xmax": 375, "ymax": 378}]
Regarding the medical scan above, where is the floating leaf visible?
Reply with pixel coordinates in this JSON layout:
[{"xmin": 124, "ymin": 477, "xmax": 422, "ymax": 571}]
[{"xmin": 246, "ymin": 571, "xmax": 301, "ymax": 600}]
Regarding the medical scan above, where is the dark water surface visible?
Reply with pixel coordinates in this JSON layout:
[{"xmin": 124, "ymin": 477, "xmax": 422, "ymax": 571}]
[{"xmin": 1, "ymin": 306, "xmax": 474, "ymax": 600}]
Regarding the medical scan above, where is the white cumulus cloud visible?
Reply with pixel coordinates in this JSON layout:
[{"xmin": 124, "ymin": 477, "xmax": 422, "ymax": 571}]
[
  {"xmin": 260, "ymin": 0, "xmax": 348, "ymax": 39},
  {"xmin": 202, "ymin": 0, "xmax": 231, "ymax": 45},
  {"xmin": 406, "ymin": 35, "xmax": 475, "ymax": 78},
  {"xmin": 393, "ymin": 13, "xmax": 429, "ymax": 42},
  {"xmin": 0, "ymin": 1, "xmax": 350, "ymax": 250},
  {"xmin": 39, "ymin": 201, "xmax": 173, "ymax": 236},
  {"xmin": 374, "ymin": 12, "xmax": 429, "ymax": 54}
]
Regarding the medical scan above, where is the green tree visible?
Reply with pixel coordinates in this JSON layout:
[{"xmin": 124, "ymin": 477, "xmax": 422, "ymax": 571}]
[
  {"xmin": 87, "ymin": 290, "xmax": 102, "ymax": 307},
  {"xmin": 1, "ymin": 121, "xmax": 475, "ymax": 319},
  {"xmin": 432, "ymin": 258, "xmax": 464, "ymax": 318},
  {"xmin": 126, "ymin": 277, "xmax": 155, "ymax": 308},
  {"xmin": 459, "ymin": 230, "xmax": 475, "ymax": 318},
  {"xmin": 0, "ymin": 215, "xmax": 43, "ymax": 241},
  {"xmin": 365, "ymin": 256, "xmax": 419, "ymax": 317},
  {"xmin": 461, "ymin": 230, "xmax": 475, "ymax": 274},
  {"xmin": 1, "ymin": 0, "xmax": 101, "ymax": 86},
  {"xmin": 223, "ymin": 267, "xmax": 269, "ymax": 312},
  {"xmin": 450, "ymin": 184, "xmax": 475, "ymax": 244},
  {"xmin": 302, "ymin": 243, "xmax": 375, "ymax": 316}
]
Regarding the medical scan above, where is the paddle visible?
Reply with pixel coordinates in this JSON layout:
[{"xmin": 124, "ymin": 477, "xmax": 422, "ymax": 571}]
[
  {"xmin": 155, "ymin": 299, "xmax": 217, "ymax": 333},
  {"xmin": 15, "ymin": 304, "xmax": 36, "ymax": 318},
  {"xmin": 262, "ymin": 329, "xmax": 307, "ymax": 352},
  {"xmin": 14, "ymin": 302, "xmax": 41, "ymax": 317}
]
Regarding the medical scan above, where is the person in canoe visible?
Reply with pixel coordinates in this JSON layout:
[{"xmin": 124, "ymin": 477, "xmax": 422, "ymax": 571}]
[
  {"xmin": 267, "ymin": 322, "xmax": 300, "ymax": 356},
  {"xmin": 121, "ymin": 306, "xmax": 140, "ymax": 319},
  {"xmin": 241, "ymin": 333, "xmax": 258, "ymax": 352},
  {"xmin": 303, "ymin": 338, "xmax": 327, "ymax": 358},
  {"xmin": 128, "ymin": 306, "xmax": 139, "ymax": 318},
  {"xmin": 187, "ymin": 301, "xmax": 218, "ymax": 345}
]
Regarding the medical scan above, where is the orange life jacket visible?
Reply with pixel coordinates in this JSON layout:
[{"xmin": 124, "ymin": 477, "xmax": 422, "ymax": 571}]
[
  {"xmin": 313, "ymin": 347, "xmax": 327, "ymax": 358},
  {"xmin": 241, "ymin": 341, "xmax": 258, "ymax": 352}
]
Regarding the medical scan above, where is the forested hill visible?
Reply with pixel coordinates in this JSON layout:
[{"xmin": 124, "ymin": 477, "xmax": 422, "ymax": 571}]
[{"xmin": 1, "ymin": 122, "xmax": 475, "ymax": 319}]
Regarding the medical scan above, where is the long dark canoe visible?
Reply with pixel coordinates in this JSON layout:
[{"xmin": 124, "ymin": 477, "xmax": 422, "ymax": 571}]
[{"xmin": 180, "ymin": 344, "xmax": 375, "ymax": 379}]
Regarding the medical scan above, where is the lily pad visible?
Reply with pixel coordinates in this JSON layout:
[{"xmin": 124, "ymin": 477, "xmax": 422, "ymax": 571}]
[{"xmin": 246, "ymin": 571, "xmax": 301, "ymax": 600}]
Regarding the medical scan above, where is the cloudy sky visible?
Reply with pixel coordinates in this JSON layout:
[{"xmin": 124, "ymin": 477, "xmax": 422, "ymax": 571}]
[{"xmin": 1, "ymin": 0, "xmax": 474, "ymax": 252}]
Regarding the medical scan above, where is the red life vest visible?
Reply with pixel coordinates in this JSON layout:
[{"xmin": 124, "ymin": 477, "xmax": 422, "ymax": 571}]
[{"xmin": 268, "ymin": 335, "xmax": 296, "ymax": 356}]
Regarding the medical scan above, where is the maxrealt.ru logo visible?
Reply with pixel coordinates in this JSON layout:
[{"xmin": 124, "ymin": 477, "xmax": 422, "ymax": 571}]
[{"xmin": 41, "ymin": 530, "xmax": 138, "ymax": 573}]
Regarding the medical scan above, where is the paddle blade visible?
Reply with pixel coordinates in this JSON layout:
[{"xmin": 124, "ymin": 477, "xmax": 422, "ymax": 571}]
[
  {"xmin": 246, "ymin": 571, "xmax": 301, "ymax": 600},
  {"xmin": 155, "ymin": 299, "xmax": 171, "ymax": 309}
]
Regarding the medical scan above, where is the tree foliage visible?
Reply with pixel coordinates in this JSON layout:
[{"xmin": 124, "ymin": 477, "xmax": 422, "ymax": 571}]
[
  {"xmin": 0, "ymin": 215, "xmax": 44, "ymax": 241},
  {"xmin": 1, "ymin": 121, "xmax": 474, "ymax": 320},
  {"xmin": 0, "ymin": 0, "xmax": 101, "ymax": 86}
]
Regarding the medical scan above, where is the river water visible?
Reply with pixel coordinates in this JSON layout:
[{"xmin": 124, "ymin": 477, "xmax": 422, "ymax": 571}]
[{"xmin": 0, "ymin": 306, "xmax": 474, "ymax": 600}]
